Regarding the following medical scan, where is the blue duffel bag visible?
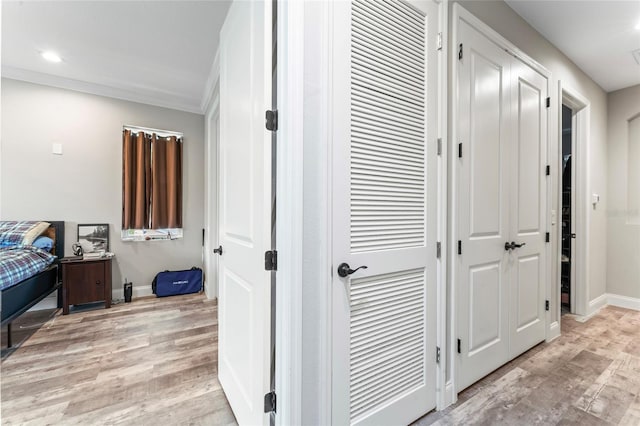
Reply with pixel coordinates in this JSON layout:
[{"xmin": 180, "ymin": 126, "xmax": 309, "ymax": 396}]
[{"xmin": 152, "ymin": 267, "xmax": 203, "ymax": 297}]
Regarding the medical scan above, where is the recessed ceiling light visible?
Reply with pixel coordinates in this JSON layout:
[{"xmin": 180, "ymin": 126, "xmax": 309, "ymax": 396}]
[{"xmin": 41, "ymin": 51, "xmax": 62, "ymax": 63}]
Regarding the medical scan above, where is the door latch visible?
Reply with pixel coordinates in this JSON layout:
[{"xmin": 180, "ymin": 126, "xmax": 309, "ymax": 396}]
[
  {"xmin": 505, "ymin": 242, "xmax": 526, "ymax": 251},
  {"xmin": 337, "ymin": 263, "xmax": 367, "ymax": 278},
  {"xmin": 213, "ymin": 246, "xmax": 223, "ymax": 255}
]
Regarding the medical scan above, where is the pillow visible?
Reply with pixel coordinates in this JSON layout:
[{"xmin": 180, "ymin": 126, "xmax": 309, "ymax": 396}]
[
  {"xmin": 0, "ymin": 221, "xmax": 51, "ymax": 246},
  {"xmin": 22, "ymin": 222, "xmax": 51, "ymax": 246},
  {"xmin": 32, "ymin": 236, "xmax": 54, "ymax": 252}
]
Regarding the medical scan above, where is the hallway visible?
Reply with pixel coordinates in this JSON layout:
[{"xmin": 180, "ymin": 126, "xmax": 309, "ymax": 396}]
[{"xmin": 416, "ymin": 306, "xmax": 640, "ymax": 425}]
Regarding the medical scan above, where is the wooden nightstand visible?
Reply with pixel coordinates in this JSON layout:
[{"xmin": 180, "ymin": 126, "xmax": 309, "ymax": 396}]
[{"xmin": 61, "ymin": 257, "xmax": 112, "ymax": 315}]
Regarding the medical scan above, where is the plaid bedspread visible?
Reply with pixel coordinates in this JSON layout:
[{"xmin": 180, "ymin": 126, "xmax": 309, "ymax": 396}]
[{"xmin": 0, "ymin": 246, "xmax": 56, "ymax": 291}]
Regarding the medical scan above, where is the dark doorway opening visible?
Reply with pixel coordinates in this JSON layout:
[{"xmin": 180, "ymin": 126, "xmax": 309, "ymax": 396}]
[{"xmin": 561, "ymin": 105, "xmax": 573, "ymax": 315}]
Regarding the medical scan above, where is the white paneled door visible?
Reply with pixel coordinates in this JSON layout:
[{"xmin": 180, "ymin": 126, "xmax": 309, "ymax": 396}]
[
  {"xmin": 457, "ymin": 19, "xmax": 548, "ymax": 391},
  {"xmin": 456, "ymin": 20, "xmax": 512, "ymax": 393},
  {"xmin": 508, "ymin": 60, "xmax": 548, "ymax": 357},
  {"xmin": 218, "ymin": 1, "xmax": 272, "ymax": 425},
  {"xmin": 332, "ymin": 0, "xmax": 439, "ymax": 424}
]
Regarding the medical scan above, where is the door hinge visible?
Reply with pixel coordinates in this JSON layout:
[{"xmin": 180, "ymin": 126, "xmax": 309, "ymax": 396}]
[
  {"xmin": 437, "ymin": 32, "xmax": 443, "ymax": 51},
  {"xmin": 265, "ymin": 110, "xmax": 278, "ymax": 131},
  {"xmin": 458, "ymin": 143, "xmax": 463, "ymax": 158},
  {"xmin": 436, "ymin": 346, "xmax": 441, "ymax": 363},
  {"xmin": 546, "ymin": 165, "xmax": 551, "ymax": 176},
  {"xmin": 457, "ymin": 339, "xmax": 462, "ymax": 354},
  {"xmin": 458, "ymin": 43, "xmax": 463, "ymax": 60},
  {"xmin": 264, "ymin": 391, "xmax": 277, "ymax": 413},
  {"xmin": 545, "ymin": 232, "xmax": 550, "ymax": 243},
  {"xmin": 265, "ymin": 250, "xmax": 278, "ymax": 271},
  {"xmin": 545, "ymin": 300, "xmax": 550, "ymax": 311},
  {"xmin": 436, "ymin": 242, "xmax": 442, "ymax": 259},
  {"xmin": 546, "ymin": 97, "xmax": 550, "ymax": 108},
  {"xmin": 437, "ymin": 138, "xmax": 442, "ymax": 156},
  {"xmin": 457, "ymin": 240, "xmax": 462, "ymax": 255}
]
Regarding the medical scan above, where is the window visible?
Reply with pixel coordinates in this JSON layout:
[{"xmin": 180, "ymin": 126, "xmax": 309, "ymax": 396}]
[{"xmin": 121, "ymin": 126, "xmax": 183, "ymax": 241}]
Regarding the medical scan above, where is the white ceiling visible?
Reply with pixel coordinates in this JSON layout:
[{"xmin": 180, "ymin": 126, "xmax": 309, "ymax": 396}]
[
  {"xmin": 2, "ymin": 1, "xmax": 232, "ymax": 113},
  {"xmin": 506, "ymin": 0, "xmax": 640, "ymax": 93}
]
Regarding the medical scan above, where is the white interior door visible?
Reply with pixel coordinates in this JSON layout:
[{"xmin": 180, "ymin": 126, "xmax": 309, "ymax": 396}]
[
  {"xmin": 456, "ymin": 20, "xmax": 512, "ymax": 392},
  {"xmin": 508, "ymin": 59, "xmax": 547, "ymax": 357},
  {"xmin": 331, "ymin": 0, "xmax": 439, "ymax": 424},
  {"xmin": 457, "ymin": 18, "xmax": 549, "ymax": 391},
  {"xmin": 218, "ymin": 1, "xmax": 272, "ymax": 425}
]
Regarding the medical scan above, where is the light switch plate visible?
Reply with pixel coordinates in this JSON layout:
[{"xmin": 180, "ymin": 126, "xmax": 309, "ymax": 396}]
[{"xmin": 52, "ymin": 143, "xmax": 63, "ymax": 155}]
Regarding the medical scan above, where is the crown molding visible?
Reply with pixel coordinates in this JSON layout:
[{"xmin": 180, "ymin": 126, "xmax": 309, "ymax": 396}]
[
  {"xmin": 200, "ymin": 46, "xmax": 220, "ymax": 113},
  {"xmin": 1, "ymin": 65, "xmax": 203, "ymax": 114}
]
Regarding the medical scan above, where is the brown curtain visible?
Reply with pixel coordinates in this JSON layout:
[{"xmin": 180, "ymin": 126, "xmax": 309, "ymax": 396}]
[
  {"xmin": 151, "ymin": 134, "xmax": 183, "ymax": 229},
  {"xmin": 122, "ymin": 130, "xmax": 152, "ymax": 229}
]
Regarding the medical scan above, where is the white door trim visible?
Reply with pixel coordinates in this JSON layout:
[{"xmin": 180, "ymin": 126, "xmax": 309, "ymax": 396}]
[
  {"xmin": 274, "ymin": 0, "xmax": 304, "ymax": 424},
  {"xmin": 204, "ymin": 91, "xmax": 219, "ymax": 299},
  {"xmin": 436, "ymin": 0, "xmax": 451, "ymax": 411},
  {"xmin": 557, "ymin": 83, "xmax": 590, "ymax": 321},
  {"xmin": 451, "ymin": 2, "xmax": 551, "ymax": 397}
]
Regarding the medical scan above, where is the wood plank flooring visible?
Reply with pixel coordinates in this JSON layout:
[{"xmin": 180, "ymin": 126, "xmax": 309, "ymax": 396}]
[
  {"xmin": 4, "ymin": 296, "xmax": 640, "ymax": 425},
  {"xmin": 1, "ymin": 294, "xmax": 237, "ymax": 425},
  {"xmin": 415, "ymin": 306, "xmax": 640, "ymax": 426}
]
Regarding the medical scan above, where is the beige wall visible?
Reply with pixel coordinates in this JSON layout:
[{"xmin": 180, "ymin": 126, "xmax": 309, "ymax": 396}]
[
  {"xmin": 607, "ymin": 84, "xmax": 640, "ymax": 299},
  {"xmin": 1, "ymin": 78, "xmax": 205, "ymax": 298},
  {"xmin": 452, "ymin": 0, "xmax": 609, "ymax": 318}
]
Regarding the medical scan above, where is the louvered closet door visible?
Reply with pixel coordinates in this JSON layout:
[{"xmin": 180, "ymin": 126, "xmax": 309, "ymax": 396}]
[{"xmin": 331, "ymin": 0, "xmax": 439, "ymax": 425}]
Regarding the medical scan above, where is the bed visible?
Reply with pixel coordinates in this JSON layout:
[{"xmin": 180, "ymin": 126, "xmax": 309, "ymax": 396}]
[{"xmin": 1, "ymin": 221, "xmax": 64, "ymax": 348}]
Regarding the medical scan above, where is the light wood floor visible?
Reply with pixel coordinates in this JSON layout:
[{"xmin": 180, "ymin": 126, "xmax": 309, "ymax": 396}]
[
  {"xmin": 4, "ymin": 297, "xmax": 639, "ymax": 425},
  {"xmin": 1, "ymin": 294, "xmax": 237, "ymax": 425},
  {"xmin": 416, "ymin": 305, "xmax": 640, "ymax": 425}
]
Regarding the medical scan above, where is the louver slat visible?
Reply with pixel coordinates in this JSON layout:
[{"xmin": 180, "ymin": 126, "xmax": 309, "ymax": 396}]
[
  {"xmin": 350, "ymin": 0, "xmax": 426, "ymax": 254},
  {"xmin": 350, "ymin": 269, "xmax": 426, "ymax": 422}
]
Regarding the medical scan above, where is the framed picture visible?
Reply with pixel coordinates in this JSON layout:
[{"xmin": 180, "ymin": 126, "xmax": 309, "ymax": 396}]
[{"xmin": 77, "ymin": 224, "xmax": 110, "ymax": 253}]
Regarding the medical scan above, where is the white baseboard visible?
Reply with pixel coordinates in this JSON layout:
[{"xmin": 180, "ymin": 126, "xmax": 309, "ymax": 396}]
[
  {"xmin": 574, "ymin": 293, "xmax": 608, "ymax": 322},
  {"xmin": 547, "ymin": 320, "xmax": 560, "ymax": 342},
  {"xmin": 588, "ymin": 293, "xmax": 608, "ymax": 314},
  {"xmin": 607, "ymin": 293, "xmax": 640, "ymax": 311},
  {"xmin": 112, "ymin": 286, "xmax": 154, "ymax": 301},
  {"xmin": 571, "ymin": 293, "xmax": 640, "ymax": 322},
  {"xmin": 443, "ymin": 380, "xmax": 456, "ymax": 409}
]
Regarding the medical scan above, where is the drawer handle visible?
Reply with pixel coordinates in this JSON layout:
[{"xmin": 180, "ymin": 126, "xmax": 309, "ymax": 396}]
[{"xmin": 96, "ymin": 281, "xmax": 101, "ymax": 285}]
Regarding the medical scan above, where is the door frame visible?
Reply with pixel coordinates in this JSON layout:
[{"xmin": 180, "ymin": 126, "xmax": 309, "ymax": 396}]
[
  {"xmin": 556, "ymin": 83, "xmax": 590, "ymax": 321},
  {"xmin": 204, "ymin": 89, "xmax": 219, "ymax": 299},
  {"xmin": 292, "ymin": 0, "xmax": 449, "ymax": 420},
  {"xmin": 274, "ymin": 0, "xmax": 304, "ymax": 424},
  {"xmin": 450, "ymin": 3, "xmax": 551, "ymax": 398},
  {"xmin": 203, "ymin": 2, "xmax": 302, "ymax": 422}
]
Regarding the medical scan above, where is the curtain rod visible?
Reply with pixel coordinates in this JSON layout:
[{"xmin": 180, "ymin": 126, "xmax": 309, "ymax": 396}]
[{"xmin": 123, "ymin": 125, "xmax": 184, "ymax": 139}]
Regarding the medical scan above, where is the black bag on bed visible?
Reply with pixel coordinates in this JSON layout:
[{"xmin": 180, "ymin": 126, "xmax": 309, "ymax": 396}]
[{"xmin": 152, "ymin": 267, "xmax": 203, "ymax": 297}]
